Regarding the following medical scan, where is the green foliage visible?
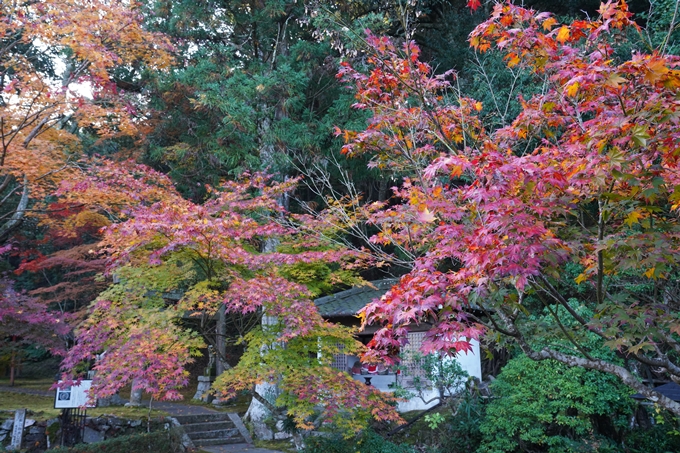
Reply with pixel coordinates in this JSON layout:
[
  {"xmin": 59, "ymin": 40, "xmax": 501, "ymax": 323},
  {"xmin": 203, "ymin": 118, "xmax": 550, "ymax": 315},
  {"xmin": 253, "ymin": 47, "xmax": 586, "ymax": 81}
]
[
  {"xmin": 302, "ymin": 429, "xmax": 415, "ymax": 453},
  {"xmin": 441, "ymin": 389, "xmax": 486, "ymax": 453},
  {"xmin": 44, "ymin": 430, "xmax": 183, "ymax": 453},
  {"xmin": 637, "ymin": 0, "xmax": 680, "ymax": 54},
  {"xmin": 462, "ymin": 49, "xmax": 541, "ymax": 129},
  {"xmin": 478, "ymin": 355, "xmax": 634, "ymax": 453},
  {"xmin": 419, "ymin": 354, "xmax": 469, "ymax": 396},
  {"xmin": 423, "ymin": 412, "xmax": 445, "ymax": 430},
  {"xmin": 388, "ymin": 352, "xmax": 469, "ymax": 405},
  {"xmin": 391, "ymin": 379, "xmax": 486, "ymax": 453},
  {"xmin": 277, "ymin": 261, "xmax": 362, "ymax": 298},
  {"xmin": 624, "ymin": 425, "xmax": 680, "ymax": 453}
]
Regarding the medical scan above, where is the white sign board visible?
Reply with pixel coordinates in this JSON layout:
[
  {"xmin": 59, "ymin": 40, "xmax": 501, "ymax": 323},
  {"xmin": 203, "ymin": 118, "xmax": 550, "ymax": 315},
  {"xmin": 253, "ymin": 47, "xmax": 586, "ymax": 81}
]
[
  {"xmin": 9, "ymin": 408, "xmax": 26, "ymax": 450},
  {"xmin": 54, "ymin": 380, "xmax": 96, "ymax": 408}
]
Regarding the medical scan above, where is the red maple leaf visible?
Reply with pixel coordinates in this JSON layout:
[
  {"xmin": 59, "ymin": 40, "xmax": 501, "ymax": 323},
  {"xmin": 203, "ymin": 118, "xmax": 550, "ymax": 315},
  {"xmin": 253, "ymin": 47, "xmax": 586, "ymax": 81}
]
[{"xmin": 467, "ymin": 0, "xmax": 481, "ymax": 11}]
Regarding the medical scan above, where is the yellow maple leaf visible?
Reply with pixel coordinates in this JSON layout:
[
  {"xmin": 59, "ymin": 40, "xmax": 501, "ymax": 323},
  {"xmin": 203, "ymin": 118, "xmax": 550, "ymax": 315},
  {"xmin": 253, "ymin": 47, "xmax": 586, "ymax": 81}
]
[
  {"xmin": 565, "ymin": 82, "xmax": 579, "ymax": 97},
  {"xmin": 624, "ymin": 210, "xmax": 642, "ymax": 226},
  {"xmin": 507, "ymin": 54, "xmax": 521, "ymax": 67},
  {"xmin": 542, "ymin": 17, "xmax": 558, "ymax": 30},
  {"xmin": 556, "ymin": 26, "xmax": 570, "ymax": 43},
  {"xmin": 606, "ymin": 73, "xmax": 626, "ymax": 88},
  {"xmin": 644, "ymin": 58, "xmax": 669, "ymax": 83}
]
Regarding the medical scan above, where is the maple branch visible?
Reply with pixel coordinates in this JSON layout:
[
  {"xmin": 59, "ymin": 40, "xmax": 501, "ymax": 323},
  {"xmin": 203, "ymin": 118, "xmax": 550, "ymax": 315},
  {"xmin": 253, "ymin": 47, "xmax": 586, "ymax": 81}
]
[
  {"xmin": 466, "ymin": 308, "xmax": 515, "ymax": 338},
  {"xmin": 0, "ymin": 175, "xmax": 28, "ymax": 240},
  {"xmin": 655, "ymin": 329, "xmax": 680, "ymax": 357},
  {"xmin": 250, "ymin": 388, "xmax": 282, "ymax": 416},
  {"xmin": 630, "ymin": 348, "xmax": 680, "ymax": 378},
  {"xmin": 533, "ymin": 275, "xmax": 608, "ymax": 340},
  {"xmin": 0, "ymin": 117, "xmax": 6, "ymax": 165},
  {"xmin": 0, "ymin": 89, "xmax": 55, "ymax": 163},
  {"xmin": 35, "ymin": 163, "xmax": 70, "ymax": 182},
  {"xmin": 538, "ymin": 295, "xmax": 595, "ymax": 361},
  {"xmin": 0, "ymin": 32, "xmax": 22, "ymax": 61},
  {"xmin": 287, "ymin": 154, "xmax": 417, "ymax": 267},
  {"xmin": 23, "ymin": 115, "xmax": 51, "ymax": 148},
  {"xmin": 0, "ymin": 178, "xmax": 25, "ymax": 210},
  {"xmin": 472, "ymin": 52, "xmax": 526, "ymax": 127},
  {"xmin": 0, "ymin": 174, "xmax": 11, "ymax": 193},
  {"xmin": 596, "ymin": 198, "xmax": 605, "ymax": 305},
  {"xmin": 661, "ymin": 0, "xmax": 680, "ymax": 55},
  {"xmin": 494, "ymin": 304, "xmax": 680, "ymax": 416}
]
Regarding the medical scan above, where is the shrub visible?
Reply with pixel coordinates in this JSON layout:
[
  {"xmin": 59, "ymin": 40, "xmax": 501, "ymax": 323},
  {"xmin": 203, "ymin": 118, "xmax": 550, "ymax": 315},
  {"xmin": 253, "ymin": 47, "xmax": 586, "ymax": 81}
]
[
  {"xmin": 478, "ymin": 355, "xmax": 634, "ymax": 453},
  {"xmin": 389, "ymin": 381, "xmax": 486, "ymax": 453},
  {"xmin": 302, "ymin": 429, "xmax": 415, "ymax": 453},
  {"xmin": 44, "ymin": 430, "xmax": 183, "ymax": 453},
  {"xmin": 624, "ymin": 425, "xmax": 680, "ymax": 453}
]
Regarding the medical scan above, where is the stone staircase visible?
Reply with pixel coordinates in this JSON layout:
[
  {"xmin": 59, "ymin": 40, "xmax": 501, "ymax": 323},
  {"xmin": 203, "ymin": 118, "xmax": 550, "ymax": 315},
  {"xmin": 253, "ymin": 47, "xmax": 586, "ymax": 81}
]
[{"xmin": 173, "ymin": 412, "xmax": 248, "ymax": 448}]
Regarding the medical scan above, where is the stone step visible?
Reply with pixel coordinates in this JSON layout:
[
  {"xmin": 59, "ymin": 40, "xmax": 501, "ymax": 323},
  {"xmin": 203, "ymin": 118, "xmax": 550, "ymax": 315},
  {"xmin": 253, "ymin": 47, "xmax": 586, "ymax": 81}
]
[
  {"xmin": 187, "ymin": 428, "xmax": 241, "ymax": 441},
  {"xmin": 194, "ymin": 437, "xmax": 246, "ymax": 447},
  {"xmin": 181, "ymin": 420, "xmax": 235, "ymax": 433},
  {"xmin": 173, "ymin": 412, "xmax": 233, "ymax": 425}
]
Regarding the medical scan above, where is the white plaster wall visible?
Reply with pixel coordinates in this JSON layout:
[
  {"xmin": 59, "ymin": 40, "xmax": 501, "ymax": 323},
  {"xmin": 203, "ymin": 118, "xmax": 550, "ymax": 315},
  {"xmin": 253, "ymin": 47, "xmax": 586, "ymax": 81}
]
[
  {"xmin": 456, "ymin": 338, "xmax": 482, "ymax": 381},
  {"xmin": 347, "ymin": 338, "xmax": 482, "ymax": 412}
]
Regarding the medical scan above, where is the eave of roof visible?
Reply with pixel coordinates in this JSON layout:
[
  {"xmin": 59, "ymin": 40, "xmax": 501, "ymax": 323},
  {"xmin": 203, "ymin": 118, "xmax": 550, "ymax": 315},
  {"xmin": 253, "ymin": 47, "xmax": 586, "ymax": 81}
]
[
  {"xmin": 631, "ymin": 382, "xmax": 680, "ymax": 402},
  {"xmin": 314, "ymin": 278, "xmax": 399, "ymax": 318}
]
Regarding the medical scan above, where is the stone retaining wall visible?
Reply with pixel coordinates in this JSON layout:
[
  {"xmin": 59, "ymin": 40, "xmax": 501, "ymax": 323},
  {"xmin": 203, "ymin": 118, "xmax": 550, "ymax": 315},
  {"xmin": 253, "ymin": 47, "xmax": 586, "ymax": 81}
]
[{"xmin": 0, "ymin": 411, "xmax": 167, "ymax": 452}]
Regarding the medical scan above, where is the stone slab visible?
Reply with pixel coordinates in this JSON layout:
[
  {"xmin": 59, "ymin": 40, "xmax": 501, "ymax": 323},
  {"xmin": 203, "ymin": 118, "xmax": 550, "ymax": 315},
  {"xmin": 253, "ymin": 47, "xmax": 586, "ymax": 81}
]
[
  {"xmin": 201, "ymin": 444, "xmax": 283, "ymax": 453},
  {"xmin": 9, "ymin": 408, "xmax": 26, "ymax": 450},
  {"xmin": 83, "ymin": 426, "xmax": 105, "ymax": 444},
  {"xmin": 227, "ymin": 413, "xmax": 253, "ymax": 444}
]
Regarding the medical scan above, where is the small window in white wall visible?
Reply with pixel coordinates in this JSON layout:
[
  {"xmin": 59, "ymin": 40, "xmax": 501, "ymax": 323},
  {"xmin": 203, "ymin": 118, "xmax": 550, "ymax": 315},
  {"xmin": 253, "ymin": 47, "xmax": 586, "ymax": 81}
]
[
  {"xmin": 329, "ymin": 343, "xmax": 347, "ymax": 372},
  {"xmin": 401, "ymin": 331, "xmax": 427, "ymax": 377}
]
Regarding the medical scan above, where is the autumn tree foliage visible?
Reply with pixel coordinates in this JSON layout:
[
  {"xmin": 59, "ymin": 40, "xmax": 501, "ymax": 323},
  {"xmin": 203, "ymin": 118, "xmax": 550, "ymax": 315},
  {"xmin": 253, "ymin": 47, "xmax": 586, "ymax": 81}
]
[
  {"xmin": 0, "ymin": 279, "xmax": 67, "ymax": 354},
  {"xmin": 60, "ymin": 163, "xmax": 401, "ymax": 431},
  {"xmin": 0, "ymin": 276, "xmax": 69, "ymax": 385},
  {"xmin": 0, "ymin": 0, "xmax": 173, "ymax": 240},
  {"xmin": 337, "ymin": 1, "xmax": 680, "ymax": 416}
]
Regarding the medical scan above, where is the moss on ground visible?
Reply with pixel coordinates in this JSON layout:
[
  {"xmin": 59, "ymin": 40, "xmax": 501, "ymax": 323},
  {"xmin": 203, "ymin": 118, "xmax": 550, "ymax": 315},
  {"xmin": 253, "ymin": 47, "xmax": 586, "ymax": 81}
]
[{"xmin": 0, "ymin": 391, "xmax": 168, "ymax": 421}]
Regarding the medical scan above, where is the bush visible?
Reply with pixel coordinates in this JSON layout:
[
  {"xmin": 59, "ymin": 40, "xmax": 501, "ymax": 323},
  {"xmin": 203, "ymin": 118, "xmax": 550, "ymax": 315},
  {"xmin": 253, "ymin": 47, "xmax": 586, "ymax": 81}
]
[
  {"xmin": 478, "ymin": 355, "xmax": 634, "ymax": 453},
  {"xmin": 624, "ymin": 425, "xmax": 680, "ymax": 453},
  {"xmin": 302, "ymin": 429, "xmax": 415, "ymax": 453},
  {"xmin": 44, "ymin": 430, "xmax": 183, "ymax": 453},
  {"xmin": 389, "ymin": 382, "xmax": 486, "ymax": 453}
]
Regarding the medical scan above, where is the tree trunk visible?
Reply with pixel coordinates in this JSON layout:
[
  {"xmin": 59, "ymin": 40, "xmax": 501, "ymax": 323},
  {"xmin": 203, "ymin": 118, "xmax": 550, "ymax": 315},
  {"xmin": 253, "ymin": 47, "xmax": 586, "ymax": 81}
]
[
  {"xmin": 216, "ymin": 305, "xmax": 227, "ymax": 376},
  {"xmin": 9, "ymin": 344, "xmax": 16, "ymax": 387},
  {"xmin": 127, "ymin": 379, "xmax": 143, "ymax": 406},
  {"xmin": 243, "ymin": 16, "xmax": 292, "ymax": 437},
  {"xmin": 245, "ymin": 238, "xmax": 282, "ymax": 440},
  {"xmin": 0, "ymin": 175, "xmax": 29, "ymax": 241}
]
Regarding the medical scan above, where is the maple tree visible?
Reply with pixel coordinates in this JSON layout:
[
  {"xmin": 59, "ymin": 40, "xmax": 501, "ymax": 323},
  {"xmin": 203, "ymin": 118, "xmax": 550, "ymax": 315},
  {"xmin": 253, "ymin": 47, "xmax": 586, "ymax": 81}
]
[
  {"xmin": 0, "ymin": 276, "xmax": 69, "ymax": 385},
  {"xmin": 13, "ymin": 202, "xmax": 110, "ymax": 318},
  {"xmin": 59, "ymin": 164, "xmax": 401, "ymax": 432},
  {"xmin": 0, "ymin": 0, "xmax": 173, "ymax": 240},
  {"xmin": 336, "ymin": 1, "xmax": 680, "ymax": 416}
]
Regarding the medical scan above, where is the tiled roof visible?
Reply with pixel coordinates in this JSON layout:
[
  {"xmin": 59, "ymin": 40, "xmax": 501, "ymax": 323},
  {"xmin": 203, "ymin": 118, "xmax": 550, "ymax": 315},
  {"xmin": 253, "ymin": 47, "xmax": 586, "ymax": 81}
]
[
  {"xmin": 631, "ymin": 382, "xmax": 680, "ymax": 402},
  {"xmin": 314, "ymin": 279, "xmax": 399, "ymax": 318}
]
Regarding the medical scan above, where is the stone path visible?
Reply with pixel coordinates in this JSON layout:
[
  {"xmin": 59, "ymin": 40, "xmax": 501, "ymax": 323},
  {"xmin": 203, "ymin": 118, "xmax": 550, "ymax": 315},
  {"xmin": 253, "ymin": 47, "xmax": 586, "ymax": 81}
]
[
  {"xmin": 201, "ymin": 444, "xmax": 283, "ymax": 453},
  {"xmin": 0, "ymin": 385, "xmax": 52, "ymax": 397},
  {"xmin": 152, "ymin": 400, "xmax": 220, "ymax": 416}
]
